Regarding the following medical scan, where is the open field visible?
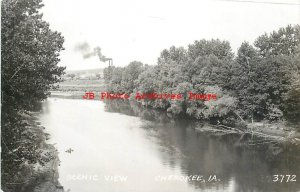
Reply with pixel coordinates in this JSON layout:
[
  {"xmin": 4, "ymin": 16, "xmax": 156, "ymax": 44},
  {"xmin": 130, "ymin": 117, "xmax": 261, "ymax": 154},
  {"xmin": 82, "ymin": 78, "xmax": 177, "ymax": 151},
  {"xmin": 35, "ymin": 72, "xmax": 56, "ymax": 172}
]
[
  {"xmin": 55, "ymin": 79, "xmax": 105, "ymax": 92},
  {"xmin": 51, "ymin": 79, "xmax": 106, "ymax": 100}
]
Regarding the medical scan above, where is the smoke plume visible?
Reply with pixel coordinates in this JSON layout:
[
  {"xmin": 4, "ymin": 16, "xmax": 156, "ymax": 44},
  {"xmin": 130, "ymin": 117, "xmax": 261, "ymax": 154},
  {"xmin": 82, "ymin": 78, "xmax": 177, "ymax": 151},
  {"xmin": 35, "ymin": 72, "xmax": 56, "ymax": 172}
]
[
  {"xmin": 74, "ymin": 42, "xmax": 91, "ymax": 53},
  {"xmin": 74, "ymin": 42, "xmax": 112, "ymax": 64}
]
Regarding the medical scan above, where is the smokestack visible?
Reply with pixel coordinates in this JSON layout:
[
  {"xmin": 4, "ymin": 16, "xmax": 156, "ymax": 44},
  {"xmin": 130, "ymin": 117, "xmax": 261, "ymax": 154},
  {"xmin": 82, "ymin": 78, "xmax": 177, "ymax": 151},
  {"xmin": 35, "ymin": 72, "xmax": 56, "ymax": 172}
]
[
  {"xmin": 93, "ymin": 47, "xmax": 113, "ymax": 66},
  {"xmin": 74, "ymin": 42, "xmax": 113, "ymax": 66}
]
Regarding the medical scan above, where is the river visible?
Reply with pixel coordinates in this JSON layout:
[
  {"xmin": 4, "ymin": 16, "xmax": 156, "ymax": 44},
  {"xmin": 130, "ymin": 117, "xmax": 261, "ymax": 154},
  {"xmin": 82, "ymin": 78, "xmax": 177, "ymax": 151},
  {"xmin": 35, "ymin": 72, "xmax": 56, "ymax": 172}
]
[{"xmin": 37, "ymin": 98, "xmax": 300, "ymax": 192}]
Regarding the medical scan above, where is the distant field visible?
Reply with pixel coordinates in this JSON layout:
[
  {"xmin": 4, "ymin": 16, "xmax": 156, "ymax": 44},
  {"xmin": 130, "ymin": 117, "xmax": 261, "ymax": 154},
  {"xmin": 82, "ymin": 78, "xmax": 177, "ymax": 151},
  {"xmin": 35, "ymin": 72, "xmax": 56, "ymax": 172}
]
[
  {"xmin": 55, "ymin": 79, "xmax": 106, "ymax": 92},
  {"xmin": 65, "ymin": 68, "xmax": 104, "ymax": 75}
]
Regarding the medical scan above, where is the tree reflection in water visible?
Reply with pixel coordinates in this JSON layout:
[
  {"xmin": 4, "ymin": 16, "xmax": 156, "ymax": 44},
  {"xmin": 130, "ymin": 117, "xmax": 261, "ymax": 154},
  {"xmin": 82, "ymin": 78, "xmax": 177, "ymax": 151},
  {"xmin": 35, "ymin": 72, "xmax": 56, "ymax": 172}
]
[{"xmin": 104, "ymin": 100, "xmax": 300, "ymax": 192}]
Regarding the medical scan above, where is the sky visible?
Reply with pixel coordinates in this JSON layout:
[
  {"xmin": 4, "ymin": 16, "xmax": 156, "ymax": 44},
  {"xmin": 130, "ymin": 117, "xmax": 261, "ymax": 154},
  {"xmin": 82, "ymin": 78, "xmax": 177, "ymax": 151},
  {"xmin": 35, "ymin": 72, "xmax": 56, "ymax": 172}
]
[{"xmin": 41, "ymin": 0, "xmax": 300, "ymax": 70}]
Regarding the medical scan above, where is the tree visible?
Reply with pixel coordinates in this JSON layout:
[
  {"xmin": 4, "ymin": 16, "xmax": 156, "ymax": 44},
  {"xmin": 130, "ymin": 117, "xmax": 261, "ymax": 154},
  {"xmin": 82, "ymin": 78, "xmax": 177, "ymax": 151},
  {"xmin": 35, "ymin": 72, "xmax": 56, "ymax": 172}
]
[
  {"xmin": 201, "ymin": 86, "xmax": 237, "ymax": 120},
  {"xmin": 283, "ymin": 74, "xmax": 300, "ymax": 124},
  {"xmin": 283, "ymin": 46, "xmax": 300, "ymax": 124},
  {"xmin": 103, "ymin": 66, "xmax": 115, "ymax": 83},
  {"xmin": 188, "ymin": 39, "xmax": 234, "ymax": 61},
  {"xmin": 103, "ymin": 25, "xmax": 299, "ymax": 124},
  {"xmin": 254, "ymin": 25, "xmax": 300, "ymax": 57},
  {"xmin": 1, "ymin": 0, "xmax": 65, "ymax": 189},
  {"xmin": 135, "ymin": 65, "xmax": 158, "ymax": 93},
  {"xmin": 2, "ymin": 0, "xmax": 65, "ymax": 111},
  {"xmin": 232, "ymin": 42, "xmax": 261, "ymax": 119},
  {"xmin": 158, "ymin": 46, "xmax": 188, "ymax": 65},
  {"xmin": 121, "ymin": 61, "xmax": 144, "ymax": 94},
  {"xmin": 233, "ymin": 36, "xmax": 299, "ymax": 121},
  {"xmin": 251, "ymin": 25, "xmax": 300, "ymax": 120}
]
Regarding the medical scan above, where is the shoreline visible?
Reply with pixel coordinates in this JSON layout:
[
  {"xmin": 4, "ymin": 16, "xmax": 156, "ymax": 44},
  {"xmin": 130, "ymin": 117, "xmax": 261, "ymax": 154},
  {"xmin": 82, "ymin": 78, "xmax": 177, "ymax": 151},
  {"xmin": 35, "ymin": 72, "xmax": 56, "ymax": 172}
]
[
  {"xmin": 49, "ymin": 91, "xmax": 300, "ymax": 145},
  {"xmin": 19, "ymin": 112, "xmax": 64, "ymax": 192},
  {"xmin": 195, "ymin": 122, "xmax": 300, "ymax": 146}
]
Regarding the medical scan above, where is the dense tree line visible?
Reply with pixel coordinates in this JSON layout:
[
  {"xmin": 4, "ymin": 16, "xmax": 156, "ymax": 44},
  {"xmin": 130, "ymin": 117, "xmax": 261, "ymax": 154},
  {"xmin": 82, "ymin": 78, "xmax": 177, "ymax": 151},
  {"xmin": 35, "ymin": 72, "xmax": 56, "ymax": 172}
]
[
  {"xmin": 104, "ymin": 25, "xmax": 300, "ymax": 126},
  {"xmin": 1, "ymin": 0, "xmax": 65, "ymax": 190}
]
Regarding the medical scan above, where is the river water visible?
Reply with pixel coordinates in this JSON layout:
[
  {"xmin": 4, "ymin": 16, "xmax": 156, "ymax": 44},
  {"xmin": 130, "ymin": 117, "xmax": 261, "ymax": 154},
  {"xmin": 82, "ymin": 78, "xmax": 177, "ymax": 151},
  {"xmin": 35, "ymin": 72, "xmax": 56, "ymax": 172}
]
[{"xmin": 37, "ymin": 98, "xmax": 300, "ymax": 192}]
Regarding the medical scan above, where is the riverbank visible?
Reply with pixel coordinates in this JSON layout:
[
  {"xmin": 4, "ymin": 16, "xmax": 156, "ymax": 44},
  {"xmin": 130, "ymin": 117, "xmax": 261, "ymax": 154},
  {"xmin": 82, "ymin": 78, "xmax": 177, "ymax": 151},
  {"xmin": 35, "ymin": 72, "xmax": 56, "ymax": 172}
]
[
  {"xmin": 14, "ymin": 112, "xmax": 64, "ymax": 192},
  {"xmin": 195, "ymin": 121, "xmax": 300, "ymax": 146}
]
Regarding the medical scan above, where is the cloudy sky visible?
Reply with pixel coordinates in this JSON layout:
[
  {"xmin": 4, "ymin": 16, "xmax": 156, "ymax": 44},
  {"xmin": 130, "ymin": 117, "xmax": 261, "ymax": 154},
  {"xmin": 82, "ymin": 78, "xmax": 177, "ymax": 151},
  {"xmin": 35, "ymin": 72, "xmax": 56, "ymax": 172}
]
[{"xmin": 41, "ymin": 0, "xmax": 300, "ymax": 70}]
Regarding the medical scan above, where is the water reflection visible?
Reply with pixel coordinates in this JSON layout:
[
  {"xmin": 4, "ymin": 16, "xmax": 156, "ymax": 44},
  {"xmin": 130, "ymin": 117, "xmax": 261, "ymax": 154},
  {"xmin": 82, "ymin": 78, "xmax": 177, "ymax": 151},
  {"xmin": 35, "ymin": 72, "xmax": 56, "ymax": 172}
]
[
  {"xmin": 105, "ymin": 100, "xmax": 300, "ymax": 192},
  {"xmin": 38, "ymin": 98, "xmax": 300, "ymax": 192}
]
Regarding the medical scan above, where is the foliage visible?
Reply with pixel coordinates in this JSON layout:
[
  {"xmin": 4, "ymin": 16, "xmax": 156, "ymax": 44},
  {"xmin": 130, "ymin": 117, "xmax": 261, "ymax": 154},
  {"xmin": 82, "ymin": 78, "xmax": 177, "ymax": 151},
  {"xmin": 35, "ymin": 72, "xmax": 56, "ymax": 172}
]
[
  {"xmin": 1, "ymin": 0, "xmax": 65, "ymax": 190},
  {"xmin": 103, "ymin": 25, "xmax": 299, "ymax": 126},
  {"xmin": 135, "ymin": 65, "xmax": 158, "ymax": 93},
  {"xmin": 201, "ymin": 86, "xmax": 237, "ymax": 119},
  {"xmin": 254, "ymin": 25, "xmax": 300, "ymax": 57},
  {"xmin": 2, "ymin": 0, "xmax": 65, "ymax": 110},
  {"xmin": 104, "ymin": 61, "xmax": 145, "ymax": 94},
  {"xmin": 282, "ymin": 46, "xmax": 300, "ymax": 124},
  {"xmin": 283, "ymin": 75, "xmax": 300, "ymax": 124},
  {"xmin": 188, "ymin": 39, "xmax": 234, "ymax": 60},
  {"xmin": 121, "ymin": 61, "xmax": 144, "ymax": 94}
]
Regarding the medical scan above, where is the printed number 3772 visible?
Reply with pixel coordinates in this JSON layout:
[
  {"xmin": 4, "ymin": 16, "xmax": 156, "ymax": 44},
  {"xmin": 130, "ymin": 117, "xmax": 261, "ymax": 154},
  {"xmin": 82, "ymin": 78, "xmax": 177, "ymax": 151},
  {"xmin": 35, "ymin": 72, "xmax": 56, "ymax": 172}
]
[{"xmin": 273, "ymin": 175, "xmax": 296, "ymax": 182}]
